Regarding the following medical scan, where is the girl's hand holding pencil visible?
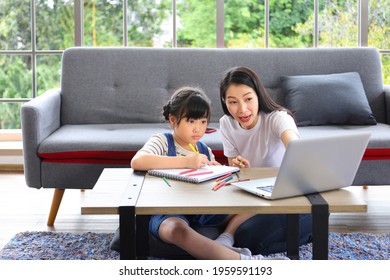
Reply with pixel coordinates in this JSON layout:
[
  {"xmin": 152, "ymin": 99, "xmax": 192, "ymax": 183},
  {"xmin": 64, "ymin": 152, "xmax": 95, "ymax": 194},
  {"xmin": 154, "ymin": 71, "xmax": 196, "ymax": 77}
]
[
  {"xmin": 186, "ymin": 153, "xmax": 209, "ymax": 169},
  {"xmin": 187, "ymin": 142, "xmax": 221, "ymax": 167}
]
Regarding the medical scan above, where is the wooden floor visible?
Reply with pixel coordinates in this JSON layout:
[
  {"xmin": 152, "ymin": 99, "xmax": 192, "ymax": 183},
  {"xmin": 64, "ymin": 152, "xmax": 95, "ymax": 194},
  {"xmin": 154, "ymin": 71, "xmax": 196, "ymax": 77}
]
[
  {"xmin": 1, "ymin": 171, "xmax": 390, "ymax": 249},
  {"xmin": 0, "ymin": 171, "xmax": 119, "ymax": 249}
]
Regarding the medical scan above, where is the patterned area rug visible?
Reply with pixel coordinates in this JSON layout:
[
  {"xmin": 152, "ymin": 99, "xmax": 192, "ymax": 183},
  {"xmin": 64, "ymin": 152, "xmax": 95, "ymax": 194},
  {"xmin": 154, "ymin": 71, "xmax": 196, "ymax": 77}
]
[
  {"xmin": 0, "ymin": 231, "xmax": 389, "ymax": 260},
  {"xmin": 0, "ymin": 232, "xmax": 119, "ymax": 260}
]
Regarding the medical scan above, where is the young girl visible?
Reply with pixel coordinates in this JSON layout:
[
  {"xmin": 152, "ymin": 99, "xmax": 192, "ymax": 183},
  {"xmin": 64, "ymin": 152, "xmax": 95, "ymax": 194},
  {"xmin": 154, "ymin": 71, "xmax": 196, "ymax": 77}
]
[
  {"xmin": 131, "ymin": 86, "xmax": 282, "ymax": 260},
  {"xmin": 218, "ymin": 66, "xmax": 313, "ymax": 255}
]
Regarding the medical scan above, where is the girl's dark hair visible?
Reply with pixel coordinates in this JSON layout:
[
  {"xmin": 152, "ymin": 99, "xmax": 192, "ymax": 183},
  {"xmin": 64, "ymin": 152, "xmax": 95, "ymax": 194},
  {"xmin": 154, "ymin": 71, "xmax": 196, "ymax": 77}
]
[
  {"xmin": 163, "ymin": 86, "xmax": 211, "ymax": 124},
  {"xmin": 219, "ymin": 66, "xmax": 294, "ymax": 119}
]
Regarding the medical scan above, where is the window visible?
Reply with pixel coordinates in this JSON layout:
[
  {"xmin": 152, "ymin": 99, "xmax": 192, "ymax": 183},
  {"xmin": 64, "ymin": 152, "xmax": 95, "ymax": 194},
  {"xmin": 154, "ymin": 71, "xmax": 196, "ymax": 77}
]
[
  {"xmin": 224, "ymin": 0, "xmax": 266, "ymax": 48},
  {"xmin": 0, "ymin": 0, "xmax": 389, "ymax": 130},
  {"xmin": 36, "ymin": 0, "xmax": 75, "ymax": 50},
  {"xmin": 176, "ymin": 0, "xmax": 216, "ymax": 47},
  {"xmin": 368, "ymin": 0, "xmax": 390, "ymax": 84},
  {"xmin": 269, "ymin": 0, "xmax": 315, "ymax": 48},
  {"xmin": 127, "ymin": 0, "xmax": 172, "ymax": 47},
  {"xmin": 318, "ymin": 0, "xmax": 359, "ymax": 47},
  {"xmin": 84, "ymin": 0, "xmax": 123, "ymax": 47}
]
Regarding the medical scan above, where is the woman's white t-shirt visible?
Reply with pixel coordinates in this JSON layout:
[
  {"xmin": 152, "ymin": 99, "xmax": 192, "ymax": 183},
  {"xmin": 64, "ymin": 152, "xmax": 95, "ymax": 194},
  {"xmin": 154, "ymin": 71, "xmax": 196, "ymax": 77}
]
[{"xmin": 219, "ymin": 110, "xmax": 299, "ymax": 167}]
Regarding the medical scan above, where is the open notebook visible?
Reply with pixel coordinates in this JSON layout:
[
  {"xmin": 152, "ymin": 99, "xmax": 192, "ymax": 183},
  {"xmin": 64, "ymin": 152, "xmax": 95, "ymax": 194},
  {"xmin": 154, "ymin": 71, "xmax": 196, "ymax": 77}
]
[{"xmin": 148, "ymin": 165, "xmax": 240, "ymax": 184}]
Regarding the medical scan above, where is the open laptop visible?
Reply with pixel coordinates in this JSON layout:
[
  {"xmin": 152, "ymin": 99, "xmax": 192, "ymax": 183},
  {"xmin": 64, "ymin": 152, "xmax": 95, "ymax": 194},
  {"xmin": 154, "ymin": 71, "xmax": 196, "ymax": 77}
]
[{"xmin": 231, "ymin": 132, "xmax": 371, "ymax": 200}]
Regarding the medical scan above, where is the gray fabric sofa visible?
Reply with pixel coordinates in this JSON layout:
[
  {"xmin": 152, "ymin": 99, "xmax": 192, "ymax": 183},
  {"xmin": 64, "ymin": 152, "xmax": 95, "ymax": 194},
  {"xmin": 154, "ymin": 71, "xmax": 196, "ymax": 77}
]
[{"xmin": 21, "ymin": 47, "xmax": 390, "ymax": 225}]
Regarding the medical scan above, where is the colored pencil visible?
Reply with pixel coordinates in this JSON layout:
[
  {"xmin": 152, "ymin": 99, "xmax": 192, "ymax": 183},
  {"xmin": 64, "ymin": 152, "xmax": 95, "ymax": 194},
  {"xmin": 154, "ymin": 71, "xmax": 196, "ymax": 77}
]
[
  {"xmin": 186, "ymin": 171, "xmax": 214, "ymax": 176},
  {"xmin": 212, "ymin": 176, "xmax": 233, "ymax": 191},
  {"xmin": 162, "ymin": 177, "xmax": 171, "ymax": 187},
  {"xmin": 212, "ymin": 181, "xmax": 227, "ymax": 191},
  {"xmin": 179, "ymin": 168, "xmax": 198, "ymax": 175},
  {"xmin": 216, "ymin": 173, "xmax": 232, "ymax": 182}
]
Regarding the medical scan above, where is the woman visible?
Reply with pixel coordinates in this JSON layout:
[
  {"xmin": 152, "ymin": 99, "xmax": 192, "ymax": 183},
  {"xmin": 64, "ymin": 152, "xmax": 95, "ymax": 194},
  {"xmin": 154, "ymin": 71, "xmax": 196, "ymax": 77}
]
[{"xmin": 219, "ymin": 66, "xmax": 313, "ymax": 255}]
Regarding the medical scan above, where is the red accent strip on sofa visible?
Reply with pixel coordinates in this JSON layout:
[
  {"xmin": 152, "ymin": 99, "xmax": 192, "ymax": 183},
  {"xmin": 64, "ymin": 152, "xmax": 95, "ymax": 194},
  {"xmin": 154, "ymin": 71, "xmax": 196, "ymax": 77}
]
[
  {"xmin": 39, "ymin": 150, "xmax": 229, "ymax": 164},
  {"xmin": 42, "ymin": 158, "xmax": 131, "ymax": 164},
  {"xmin": 39, "ymin": 148, "xmax": 390, "ymax": 164},
  {"xmin": 38, "ymin": 150, "xmax": 135, "ymax": 160},
  {"xmin": 362, "ymin": 148, "xmax": 390, "ymax": 160}
]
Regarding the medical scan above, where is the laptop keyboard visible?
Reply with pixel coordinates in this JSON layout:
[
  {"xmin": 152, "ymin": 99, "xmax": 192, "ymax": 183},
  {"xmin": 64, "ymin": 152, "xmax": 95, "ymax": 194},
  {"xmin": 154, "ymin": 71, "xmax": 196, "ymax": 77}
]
[{"xmin": 256, "ymin": 185, "xmax": 274, "ymax": 193}]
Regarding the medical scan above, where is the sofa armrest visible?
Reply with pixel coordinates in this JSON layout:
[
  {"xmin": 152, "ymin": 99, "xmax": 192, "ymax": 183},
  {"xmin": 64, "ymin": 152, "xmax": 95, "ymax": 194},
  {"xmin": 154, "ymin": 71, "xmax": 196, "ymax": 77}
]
[
  {"xmin": 21, "ymin": 88, "xmax": 61, "ymax": 188},
  {"xmin": 384, "ymin": 85, "xmax": 390, "ymax": 124}
]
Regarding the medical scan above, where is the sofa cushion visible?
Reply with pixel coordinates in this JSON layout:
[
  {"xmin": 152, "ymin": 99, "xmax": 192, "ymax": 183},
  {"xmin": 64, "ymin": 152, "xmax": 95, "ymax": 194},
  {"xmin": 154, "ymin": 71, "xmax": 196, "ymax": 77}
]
[
  {"xmin": 37, "ymin": 123, "xmax": 226, "ymax": 164},
  {"xmin": 280, "ymin": 72, "xmax": 377, "ymax": 126}
]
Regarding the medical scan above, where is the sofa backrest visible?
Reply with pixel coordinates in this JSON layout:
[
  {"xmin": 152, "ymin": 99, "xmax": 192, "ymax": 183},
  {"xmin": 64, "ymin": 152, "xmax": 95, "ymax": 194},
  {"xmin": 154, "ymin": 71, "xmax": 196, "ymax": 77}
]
[{"xmin": 60, "ymin": 47, "xmax": 384, "ymax": 124}]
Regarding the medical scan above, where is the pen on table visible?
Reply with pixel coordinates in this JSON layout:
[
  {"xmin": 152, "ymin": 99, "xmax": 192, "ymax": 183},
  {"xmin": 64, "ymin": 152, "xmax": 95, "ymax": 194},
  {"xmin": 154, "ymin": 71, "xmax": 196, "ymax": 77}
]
[
  {"xmin": 235, "ymin": 172, "xmax": 240, "ymax": 180},
  {"xmin": 189, "ymin": 143, "xmax": 198, "ymax": 154},
  {"xmin": 162, "ymin": 177, "xmax": 171, "ymax": 187}
]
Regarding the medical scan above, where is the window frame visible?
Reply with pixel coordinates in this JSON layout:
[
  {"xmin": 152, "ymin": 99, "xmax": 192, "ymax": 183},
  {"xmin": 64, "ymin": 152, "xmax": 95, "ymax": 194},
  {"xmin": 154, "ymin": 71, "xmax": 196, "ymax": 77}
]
[{"xmin": 0, "ymin": 0, "xmax": 388, "ymax": 134}]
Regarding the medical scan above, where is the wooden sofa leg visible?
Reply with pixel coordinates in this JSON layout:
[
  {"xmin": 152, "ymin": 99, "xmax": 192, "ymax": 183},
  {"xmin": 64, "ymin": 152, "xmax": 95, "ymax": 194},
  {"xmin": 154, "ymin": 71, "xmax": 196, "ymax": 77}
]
[{"xmin": 47, "ymin": 188, "xmax": 65, "ymax": 226}]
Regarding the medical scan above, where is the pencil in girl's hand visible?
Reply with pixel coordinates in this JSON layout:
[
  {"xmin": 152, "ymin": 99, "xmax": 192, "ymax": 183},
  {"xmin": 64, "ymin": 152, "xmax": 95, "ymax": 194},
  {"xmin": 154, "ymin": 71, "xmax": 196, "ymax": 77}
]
[{"xmin": 189, "ymin": 143, "xmax": 198, "ymax": 154}]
